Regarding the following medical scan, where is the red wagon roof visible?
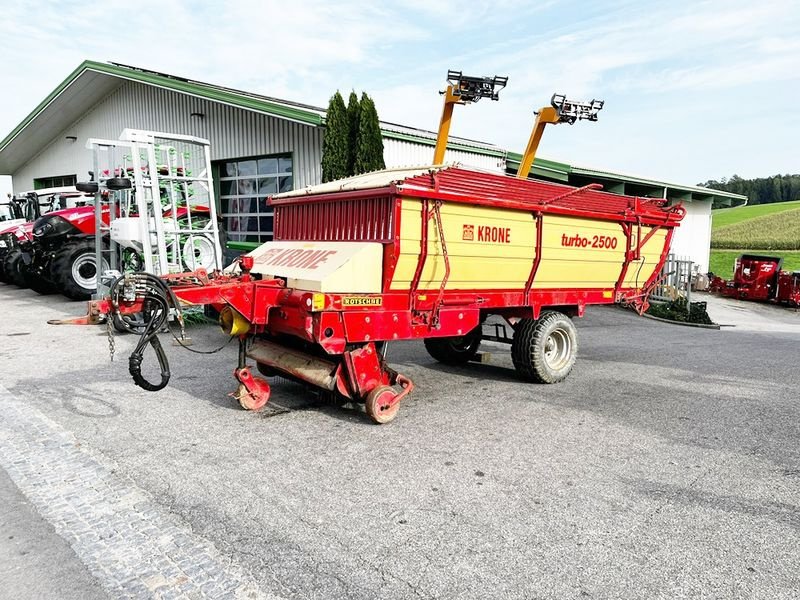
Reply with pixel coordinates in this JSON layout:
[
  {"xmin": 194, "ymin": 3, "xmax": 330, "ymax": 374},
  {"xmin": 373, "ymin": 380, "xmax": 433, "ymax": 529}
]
[{"xmin": 271, "ymin": 165, "xmax": 684, "ymax": 225}]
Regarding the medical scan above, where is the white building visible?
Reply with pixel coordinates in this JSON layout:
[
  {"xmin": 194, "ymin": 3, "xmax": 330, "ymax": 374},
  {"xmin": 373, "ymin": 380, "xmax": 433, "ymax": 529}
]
[{"xmin": 0, "ymin": 60, "xmax": 745, "ymax": 270}]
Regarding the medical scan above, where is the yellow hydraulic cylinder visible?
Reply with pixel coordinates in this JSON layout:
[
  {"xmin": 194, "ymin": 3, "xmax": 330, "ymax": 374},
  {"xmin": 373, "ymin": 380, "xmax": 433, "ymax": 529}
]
[
  {"xmin": 517, "ymin": 94, "xmax": 604, "ymax": 180},
  {"xmin": 516, "ymin": 106, "xmax": 560, "ymax": 180},
  {"xmin": 433, "ymin": 85, "xmax": 461, "ymax": 165}
]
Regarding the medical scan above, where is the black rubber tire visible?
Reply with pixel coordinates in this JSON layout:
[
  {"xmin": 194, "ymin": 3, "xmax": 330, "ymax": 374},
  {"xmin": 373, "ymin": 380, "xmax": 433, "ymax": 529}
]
[
  {"xmin": 22, "ymin": 268, "xmax": 58, "ymax": 295},
  {"xmin": 0, "ymin": 250, "xmax": 8, "ymax": 283},
  {"xmin": 511, "ymin": 311, "xmax": 578, "ymax": 384},
  {"xmin": 105, "ymin": 177, "xmax": 131, "ymax": 190},
  {"xmin": 53, "ymin": 240, "xmax": 101, "ymax": 300},
  {"xmin": 3, "ymin": 248, "xmax": 27, "ymax": 287},
  {"xmin": 423, "ymin": 326, "xmax": 482, "ymax": 365}
]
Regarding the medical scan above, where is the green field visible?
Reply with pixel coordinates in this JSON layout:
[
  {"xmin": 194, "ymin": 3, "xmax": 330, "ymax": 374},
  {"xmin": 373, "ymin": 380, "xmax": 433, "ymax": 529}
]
[
  {"xmin": 712, "ymin": 200, "xmax": 800, "ymax": 228},
  {"xmin": 709, "ymin": 200, "xmax": 800, "ymax": 277},
  {"xmin": 711, "ymin": 208, "xmax": 800, "ymax": 250},
  {"xmin": 709, "ymin": 250, "xmax": 800, "ymax": 279}
]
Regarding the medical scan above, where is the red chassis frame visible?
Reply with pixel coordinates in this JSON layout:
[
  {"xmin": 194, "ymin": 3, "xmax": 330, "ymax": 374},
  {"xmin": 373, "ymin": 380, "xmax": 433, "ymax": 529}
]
[
  {"xmin": 83, "ymin": 214, "xmax": 674, "ymax": 420},
  {"xmin": 62, "ymin": 167, "xmax": 685, "ymax": 422}
]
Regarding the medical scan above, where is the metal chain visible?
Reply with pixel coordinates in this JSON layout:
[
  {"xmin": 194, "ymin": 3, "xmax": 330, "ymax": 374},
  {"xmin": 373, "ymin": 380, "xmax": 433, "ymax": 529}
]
[{"xmin": 106, "ymin": 316, "xmax": 116, "ymax": 362}]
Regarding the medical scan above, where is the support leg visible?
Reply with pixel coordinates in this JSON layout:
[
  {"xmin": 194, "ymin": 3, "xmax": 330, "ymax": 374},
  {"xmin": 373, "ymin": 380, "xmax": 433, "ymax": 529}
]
[{"xmin": 232, "ymin": 337, "xmax": 271, "ymax": 411}]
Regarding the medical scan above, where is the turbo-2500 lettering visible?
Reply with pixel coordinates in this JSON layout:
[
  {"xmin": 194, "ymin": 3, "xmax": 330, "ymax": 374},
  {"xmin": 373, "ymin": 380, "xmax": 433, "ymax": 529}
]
[{"xmin": 561, "ymin": 233, "xmax": 618, "ymax": 249}]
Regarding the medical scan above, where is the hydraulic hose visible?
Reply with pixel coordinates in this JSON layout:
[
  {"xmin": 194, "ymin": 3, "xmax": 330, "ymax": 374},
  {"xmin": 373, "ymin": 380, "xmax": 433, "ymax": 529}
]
[
  {"xmin": 109, "ymin": 273, "xmax": 183, "ymax": 392},
  {"xmin": 108, "ymin": 273, "xmax": 234, "ymax": 392},
  {"xmin": 128, "ymin": 295, "xmax": 171, "ymax": 392}
]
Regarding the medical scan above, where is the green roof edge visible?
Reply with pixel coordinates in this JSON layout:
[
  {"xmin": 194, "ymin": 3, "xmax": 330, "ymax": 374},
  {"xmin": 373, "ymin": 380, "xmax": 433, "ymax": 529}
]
[
  {"xmin": 0, "ymin": 60, "xmax": 91, "ymax": 152},
  {"xmin": 0, "ymin": 60, "xmax": 322, "ymax": 152},
  {"xmin": 570, "ymin": 165, "xmax": 747, "ymax": 201},
  {"xmin": 91, "ymin": 61, "xmax": 321, "ymax": 125}
]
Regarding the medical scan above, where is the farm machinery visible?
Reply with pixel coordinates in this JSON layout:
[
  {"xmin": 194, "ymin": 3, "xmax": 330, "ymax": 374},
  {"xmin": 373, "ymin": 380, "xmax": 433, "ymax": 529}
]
[
  {"xmin": 0, "ymin": 187, "xmax": 93, "ymax": 288},
  {"xmin": 54, "ymin": 72, "xmax": 684, "ymax": 423},
  {"xmin": 17, "ymin": 130, "xmax": 222, "ymax": 300},
  {"xmin": 710, "ymin": 254, "xmax": 800, "ymax": 307}
]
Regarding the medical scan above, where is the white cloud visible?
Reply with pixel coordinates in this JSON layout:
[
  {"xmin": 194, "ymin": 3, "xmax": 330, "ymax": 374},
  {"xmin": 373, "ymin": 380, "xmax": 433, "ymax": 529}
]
[{"xmin": 0, "ymin": 0, "xmax": 798, "ymax": 183}]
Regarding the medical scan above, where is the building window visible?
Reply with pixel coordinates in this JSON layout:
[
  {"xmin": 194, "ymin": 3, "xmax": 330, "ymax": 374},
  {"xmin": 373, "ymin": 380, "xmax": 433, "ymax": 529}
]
[
  {"xmin": 34, "ymin": 174, "xmax": 77, "ymax": 190},
  {"xmin": 218, "ymin": 155, "xmax": 293, "ymax": 243}
]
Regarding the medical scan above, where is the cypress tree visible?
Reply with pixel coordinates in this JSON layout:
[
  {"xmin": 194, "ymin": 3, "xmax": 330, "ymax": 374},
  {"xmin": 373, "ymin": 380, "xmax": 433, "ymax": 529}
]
[
  {"xmin": 346, "ymin": 91, "xmax": 361, "ymax": 176},
  {"xmin": 321, "ymin": 91, "xmax": 348, "ymax": 182},
  {"xmin": 354, "ymin": 92, "xmax": 386, "ymax": 175}
]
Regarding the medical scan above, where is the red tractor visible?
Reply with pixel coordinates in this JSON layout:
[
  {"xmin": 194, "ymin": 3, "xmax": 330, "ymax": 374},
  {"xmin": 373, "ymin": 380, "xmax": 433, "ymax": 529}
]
[
  {"xmin": 710, "ymin": 254, "xmax": 800, "ymax": 307},
  {"xmin": 21, "ymin": 173, "xmax": 215, "ymax": 300},
  {"xmin": 19, "ymin": 204, "xmax": 112, "ymax": 297},
  {"xmin": 22, "ymin": 201, "xmax": 214, "ymax": 300},
  {"xmin": 1, "ymin": 188, "xmax": 92, "ymax": 289}
]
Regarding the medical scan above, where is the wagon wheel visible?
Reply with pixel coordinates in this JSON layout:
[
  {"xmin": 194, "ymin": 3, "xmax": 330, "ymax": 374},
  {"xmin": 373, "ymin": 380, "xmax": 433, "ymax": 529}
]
[
  {"xmin": 233, "ymin": 367, "xmax": 271, "ymax": 411},
  {"xmin": 511, "ymin": 311, "xmax": 578, "ymax": 384},
  {"xmin": 365, "ymin": 385, "xmax": 400, "ymax": 424},
  {"xmin": 423, "ymin": 326, "xmax": 482, "ymax": 365},
  {"xmin": 235, "ymin": 382, "xmax": 270, "ymax": 411}
]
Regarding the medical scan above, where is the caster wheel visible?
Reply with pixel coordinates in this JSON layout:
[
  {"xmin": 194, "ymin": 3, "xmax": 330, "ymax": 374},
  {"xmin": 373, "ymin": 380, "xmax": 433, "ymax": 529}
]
[{"xmin": 365, "ymin": 385, "xmax": 400, "ymax": 424}]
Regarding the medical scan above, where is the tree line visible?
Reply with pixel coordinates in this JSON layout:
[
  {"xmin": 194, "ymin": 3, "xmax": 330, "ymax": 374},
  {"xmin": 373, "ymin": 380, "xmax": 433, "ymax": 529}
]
[
  {"xmin": 321, "ymin": 91, "xmax": 385, "ymax": 183},
  {"xmin": 699, "ymin": 173, "xmax": 800, "ymax": 206}
]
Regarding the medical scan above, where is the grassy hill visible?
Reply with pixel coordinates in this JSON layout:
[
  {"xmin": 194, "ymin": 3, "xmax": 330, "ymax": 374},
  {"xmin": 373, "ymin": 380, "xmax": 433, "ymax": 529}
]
[
  {"xmin": 712, "ymin": 207, "xmax": 800, "ymax": 250},
  {"xmin": 709, "ymin": 201, "xmax": 800, "ymax": 277},
  {"xmin": 711, "ymin": 200, "xmax": 800, "ymax": 228}
]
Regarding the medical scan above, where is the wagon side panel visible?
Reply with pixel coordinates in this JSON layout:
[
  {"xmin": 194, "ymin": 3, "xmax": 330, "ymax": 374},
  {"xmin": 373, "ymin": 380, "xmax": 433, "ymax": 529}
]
[
  {"xmin": 389, "ymin": 197, "xmax": 537, "ymax": 291},
  {"xmin": 532, "ymin": 215, "xmax": 626, "ymax": 290}
]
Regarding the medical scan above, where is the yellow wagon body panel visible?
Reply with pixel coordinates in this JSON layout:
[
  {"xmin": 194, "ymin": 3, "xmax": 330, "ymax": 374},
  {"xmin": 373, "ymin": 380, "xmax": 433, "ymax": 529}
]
[
  {"xmin": 390, "ymin": 198, "xmax": 537, "ymax": 291},
  {"xmin": 532, "ymin": 215, "xmax": 626, "ymax": 289},
  {"xmin": 390, "ymin": 198, "xmax": 667, "ymax": 293}
]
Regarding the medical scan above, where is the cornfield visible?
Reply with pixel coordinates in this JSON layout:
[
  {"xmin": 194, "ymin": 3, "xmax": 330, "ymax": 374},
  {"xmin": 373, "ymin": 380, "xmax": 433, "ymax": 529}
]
[{"xmin": 711, "ymin": 208, "xmax": 800, "ymax": 250}]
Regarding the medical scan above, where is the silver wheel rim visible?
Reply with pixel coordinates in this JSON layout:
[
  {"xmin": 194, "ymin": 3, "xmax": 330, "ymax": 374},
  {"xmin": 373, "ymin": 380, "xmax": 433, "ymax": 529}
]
[
  {"xmin": 182, "ymin": 235, "xmax": 215, "ymax": 270},
  {"xmin": 543, "ymin": 328, "xmax": 572, "ymax": 370},
  {"xmin": 72, "ymin": 253, "xmax": 108, "ymax": 290}
]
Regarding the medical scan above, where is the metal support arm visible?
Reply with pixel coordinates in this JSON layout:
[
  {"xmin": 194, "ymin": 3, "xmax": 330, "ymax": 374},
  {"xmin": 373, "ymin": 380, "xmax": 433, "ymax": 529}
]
[{"xmin": 517, "ymin": 94, "xmax": 604, "ymax": 180}]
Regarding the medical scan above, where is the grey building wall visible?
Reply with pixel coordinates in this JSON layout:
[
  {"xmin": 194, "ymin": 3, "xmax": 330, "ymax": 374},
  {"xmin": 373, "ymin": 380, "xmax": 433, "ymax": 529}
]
[
  {"xmin": 383, "ymin": 138, "xmax": 506, "ymax": 172},
  {"xmin": 12, "ymin": 81, "xmax": 323, "ymax": 192}
]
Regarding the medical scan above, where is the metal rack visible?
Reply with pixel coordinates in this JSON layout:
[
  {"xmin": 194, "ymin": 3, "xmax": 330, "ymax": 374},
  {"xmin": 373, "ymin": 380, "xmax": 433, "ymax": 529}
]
[{"xmin": 85, "ymin": 130, "xmax": 223, "ymax": 298}]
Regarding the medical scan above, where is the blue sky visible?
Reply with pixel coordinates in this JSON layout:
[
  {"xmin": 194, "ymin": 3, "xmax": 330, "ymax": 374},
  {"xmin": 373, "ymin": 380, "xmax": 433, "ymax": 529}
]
[{"xmin": 1, "ymin": 0, "xmax": 798, "ymax": 198}]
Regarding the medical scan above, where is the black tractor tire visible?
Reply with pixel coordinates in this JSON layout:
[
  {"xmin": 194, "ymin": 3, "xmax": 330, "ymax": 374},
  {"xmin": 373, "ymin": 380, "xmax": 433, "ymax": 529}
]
[
  {"xmin": 53, "ymin": 240, "xmax": 103, "ymax": 300},
  {"xmin": 0, "ymin": 250, "xmax": 8, "ymax": 283},
  {"xmin": 423, "ymin": 326, "xmax": 482, "ymax": 365},
  {"xmin": 511, "ymin": 311, "xmax": 578, "ymax": 384},
  {"xmin": 3, "ymin": 248, "xmax": 27, "ymax": 287},
  {"xmin": 22, "ymin": 268, "xmax": 58, "ymax": 295}
]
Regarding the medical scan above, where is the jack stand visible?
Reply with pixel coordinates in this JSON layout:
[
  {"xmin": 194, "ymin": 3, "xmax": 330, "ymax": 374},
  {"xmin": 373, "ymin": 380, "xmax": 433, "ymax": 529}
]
[{"xmin": 231, "ymin": 337, "xmax": 270, "ymax": 411}]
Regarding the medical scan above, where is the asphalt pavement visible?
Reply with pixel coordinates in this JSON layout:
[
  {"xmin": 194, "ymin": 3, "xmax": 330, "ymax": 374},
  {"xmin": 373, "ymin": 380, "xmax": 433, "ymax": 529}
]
[{"xmin": 0, "ymin": 282, "xmax": 798, "ymax": 599}]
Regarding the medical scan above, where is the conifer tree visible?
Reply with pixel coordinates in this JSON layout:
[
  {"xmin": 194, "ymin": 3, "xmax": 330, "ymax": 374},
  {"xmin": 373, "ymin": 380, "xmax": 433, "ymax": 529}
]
[
  {"xmin": 346, "ymin": 91, "xmax": 361, "ymax": 176},
  {"xmin": 321, "ymin": 91, "xmax": 348, "ymax": 182},
  {"xmin": 354, "ymin": 93, "xmax": 386, "ymax": 175}
]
